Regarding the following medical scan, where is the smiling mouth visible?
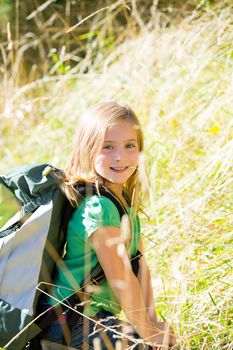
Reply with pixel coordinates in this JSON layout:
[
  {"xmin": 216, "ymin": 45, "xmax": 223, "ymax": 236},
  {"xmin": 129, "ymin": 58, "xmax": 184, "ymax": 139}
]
[{"xmin": 110, "ymin": 166, "xmax": 128, "ymax": 172}]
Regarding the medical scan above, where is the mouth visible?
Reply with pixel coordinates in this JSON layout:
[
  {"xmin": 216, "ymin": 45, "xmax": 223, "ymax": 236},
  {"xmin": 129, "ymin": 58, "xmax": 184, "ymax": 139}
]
[{"xmin": 110, "ymin": 166, "xmax": 128, "ymax": 173}]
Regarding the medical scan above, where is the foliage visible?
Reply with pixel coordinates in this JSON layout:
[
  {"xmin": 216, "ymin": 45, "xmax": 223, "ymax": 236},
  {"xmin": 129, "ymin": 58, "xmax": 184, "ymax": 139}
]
[
  {"xmin": 0, "ymin": 0, "xmax": 203, "ymax": 81},
  {"xmin": 0, "ymin": 1, "xmax": 232, "ymax": 349}
]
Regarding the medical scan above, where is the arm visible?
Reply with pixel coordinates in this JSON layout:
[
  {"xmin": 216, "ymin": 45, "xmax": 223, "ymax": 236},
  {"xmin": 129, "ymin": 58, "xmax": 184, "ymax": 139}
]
[
  {"xmin": 137, "ymin": 239, "xmax": 177, "ymax": 348},
  {"xmin": 137, "ymin": 239, "xmax": 158, "ymax": 323},
  {"xmin": 91, "ymin": 226, "xmax": 176, "ymax": 347}
]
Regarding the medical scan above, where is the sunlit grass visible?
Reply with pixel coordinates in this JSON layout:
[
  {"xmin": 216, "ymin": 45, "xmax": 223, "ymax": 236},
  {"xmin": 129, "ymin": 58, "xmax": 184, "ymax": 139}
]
[{"xmin": 0, "ymin": 2, "xmax": 232, "ymax": 349}]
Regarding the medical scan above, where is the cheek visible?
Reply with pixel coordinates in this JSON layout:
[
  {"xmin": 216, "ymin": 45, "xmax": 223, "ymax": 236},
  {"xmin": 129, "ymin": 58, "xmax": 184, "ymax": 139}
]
[
  {"xmin": 94, "ymin": 154, "xmax": 109, "ymax": 171},
  {"xmin": 94, "ymin": 157, "xmax": 101, "ymax": 171},
  {"xmin": 130, "ymin": 150, "xmax": 139, "ymax": 164}
]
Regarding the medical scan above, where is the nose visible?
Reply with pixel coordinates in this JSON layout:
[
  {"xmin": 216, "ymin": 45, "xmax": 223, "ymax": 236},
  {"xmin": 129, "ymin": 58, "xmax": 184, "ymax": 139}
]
[{"xmin": 114, "ymin": 147, "xmax": 123, "ymax": 161}]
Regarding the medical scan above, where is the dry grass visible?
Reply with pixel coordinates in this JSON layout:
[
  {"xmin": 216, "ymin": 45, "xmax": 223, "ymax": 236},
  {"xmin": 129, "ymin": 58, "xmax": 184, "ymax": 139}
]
[{"xmin": 0, "ymin": 2, "xmax": 232, "ymax": 349}]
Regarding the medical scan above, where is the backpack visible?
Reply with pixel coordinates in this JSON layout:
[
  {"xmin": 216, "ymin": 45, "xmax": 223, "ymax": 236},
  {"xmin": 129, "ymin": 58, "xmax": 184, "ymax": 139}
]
[{"xmin": 0, "ymin": 163, "xmax": 132, "ymax": 350}]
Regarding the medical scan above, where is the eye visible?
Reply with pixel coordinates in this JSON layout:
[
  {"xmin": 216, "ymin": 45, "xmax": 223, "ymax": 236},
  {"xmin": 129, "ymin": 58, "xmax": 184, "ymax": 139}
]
[
  {"xmin": 103, "ymin": 144, "xmax": 113, "ymax": 150},
  {"xmin": 125, "ymin": 143, "xmax": 136, "ymax": 149}
]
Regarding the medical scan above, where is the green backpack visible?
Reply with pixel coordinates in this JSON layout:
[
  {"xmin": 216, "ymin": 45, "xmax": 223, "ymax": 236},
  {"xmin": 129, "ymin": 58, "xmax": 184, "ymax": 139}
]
[{"xmin": 0, "ymin": 164, "xmax": 129, "ymax": 350}]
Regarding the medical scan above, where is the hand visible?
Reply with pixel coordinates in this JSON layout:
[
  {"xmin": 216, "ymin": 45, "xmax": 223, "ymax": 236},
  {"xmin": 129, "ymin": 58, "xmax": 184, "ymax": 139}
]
[{"xmin": 151, "ymin": 322, "xmax": 177, "ymax": 349}]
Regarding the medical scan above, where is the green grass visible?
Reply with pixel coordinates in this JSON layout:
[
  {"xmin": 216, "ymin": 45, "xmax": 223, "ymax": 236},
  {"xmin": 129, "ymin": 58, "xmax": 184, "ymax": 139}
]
[{"xmin": 0, "ymin": 2, "xmax": 232, "ymax": 349}]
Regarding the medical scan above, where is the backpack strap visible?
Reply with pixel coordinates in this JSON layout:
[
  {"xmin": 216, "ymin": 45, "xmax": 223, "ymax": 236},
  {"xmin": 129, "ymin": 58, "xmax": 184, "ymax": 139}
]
[
  {"xmin": 72, "ymin": 183, "xmax": 141, "ymax": 289},
  {"xmin": 60, "ymin": 182, "xmax": 128, "ymax": 249}
]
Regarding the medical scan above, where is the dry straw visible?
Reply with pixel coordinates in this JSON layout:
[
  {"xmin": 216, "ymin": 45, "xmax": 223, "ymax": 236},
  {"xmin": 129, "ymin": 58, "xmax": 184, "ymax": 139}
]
[{"xmin": 0, "ymin": 2, "xmax": 232, "ymax": 349}]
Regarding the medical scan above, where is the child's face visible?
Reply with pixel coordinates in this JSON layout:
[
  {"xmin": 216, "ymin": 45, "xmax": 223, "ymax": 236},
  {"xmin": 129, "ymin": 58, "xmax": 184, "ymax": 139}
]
[{"xmin": 94, "ymin": 121, "xmax": 139, "ymax": 187}]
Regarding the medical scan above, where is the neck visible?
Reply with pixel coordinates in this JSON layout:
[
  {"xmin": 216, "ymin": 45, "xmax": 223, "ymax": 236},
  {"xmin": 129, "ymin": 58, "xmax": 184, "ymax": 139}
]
[
  {"xmin": 104, "ymin": 182, "xmax": 130, "ymax": 208},
  {"xmin": 105, "ymin": 182, "xmax": 123, "ymax": 198}
]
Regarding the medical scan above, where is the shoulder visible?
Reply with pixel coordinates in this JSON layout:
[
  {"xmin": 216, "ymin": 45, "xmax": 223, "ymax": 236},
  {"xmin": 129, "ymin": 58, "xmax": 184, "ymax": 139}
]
[
  {"xmin": 68, "ymin": 195, "xmax": 121, "ymax": 238},
  {"xmin": 80, "ymin": 194, "xmax": 121, "ymax": 217}
]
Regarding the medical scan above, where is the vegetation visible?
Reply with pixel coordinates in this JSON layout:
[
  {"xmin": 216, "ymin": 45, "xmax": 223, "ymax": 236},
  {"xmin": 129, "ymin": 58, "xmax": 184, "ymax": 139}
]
[{"xmin": 0, "ymin": 1, "xmax": 232, "ymax": 349}]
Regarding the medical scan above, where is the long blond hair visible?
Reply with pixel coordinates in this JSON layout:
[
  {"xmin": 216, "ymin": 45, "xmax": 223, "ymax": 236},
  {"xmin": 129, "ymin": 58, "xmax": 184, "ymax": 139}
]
[{"xmin": 61, "ymin": 101, "xmax": 148, "ymax": 211}]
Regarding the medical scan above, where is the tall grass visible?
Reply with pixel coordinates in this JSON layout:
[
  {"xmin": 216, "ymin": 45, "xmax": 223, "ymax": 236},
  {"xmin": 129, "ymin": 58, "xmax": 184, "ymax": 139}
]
[
  {"xmin": 141, "ymin": 6, "xmax": 233, "ymax": 349},
  {"xmin": 0, "ymin": 2, "xmax": 232, "ymax": 349}
]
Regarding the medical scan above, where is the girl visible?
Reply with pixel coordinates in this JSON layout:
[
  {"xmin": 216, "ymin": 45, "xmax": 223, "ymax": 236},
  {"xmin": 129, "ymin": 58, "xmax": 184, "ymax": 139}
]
[{"xmin": 39, "ymin": 102, "xmax": 176, "ymax": 349}]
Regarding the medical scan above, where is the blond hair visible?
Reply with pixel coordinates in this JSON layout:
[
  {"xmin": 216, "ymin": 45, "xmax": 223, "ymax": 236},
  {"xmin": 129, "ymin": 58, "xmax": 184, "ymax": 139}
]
[{"xmin": 61, "ymin": 101, "xmax": 148, "ymax": 211}]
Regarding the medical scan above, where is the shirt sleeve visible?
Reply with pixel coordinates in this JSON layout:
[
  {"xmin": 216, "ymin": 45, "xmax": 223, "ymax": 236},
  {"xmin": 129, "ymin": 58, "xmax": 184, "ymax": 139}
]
[{"xmin": 69, "ymin": 195, "xmax": 121, "ymax": 240}]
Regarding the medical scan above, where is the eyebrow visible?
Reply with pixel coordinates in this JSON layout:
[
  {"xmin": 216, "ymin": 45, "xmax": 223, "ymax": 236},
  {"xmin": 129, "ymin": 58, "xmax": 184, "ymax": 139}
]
[{"xmin": 103, "ymin": 138, "xmax": 138, "ymax": 143}]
